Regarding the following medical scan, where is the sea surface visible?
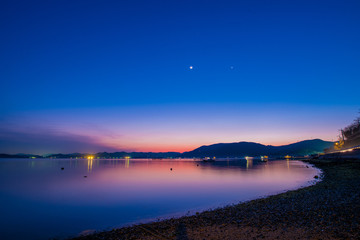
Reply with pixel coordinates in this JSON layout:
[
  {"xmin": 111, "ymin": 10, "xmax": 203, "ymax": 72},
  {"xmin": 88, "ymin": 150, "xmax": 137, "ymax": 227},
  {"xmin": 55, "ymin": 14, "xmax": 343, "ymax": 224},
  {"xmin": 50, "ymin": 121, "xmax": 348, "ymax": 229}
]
[{"xmin": 0, "ymin": 158, "xmax": 320, "ymax": 240}]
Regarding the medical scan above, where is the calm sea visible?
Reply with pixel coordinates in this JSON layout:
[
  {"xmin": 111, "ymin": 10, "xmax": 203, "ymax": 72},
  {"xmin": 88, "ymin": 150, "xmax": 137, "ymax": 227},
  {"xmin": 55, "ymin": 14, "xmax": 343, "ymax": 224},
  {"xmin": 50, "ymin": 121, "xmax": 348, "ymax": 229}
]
[{"xmin": 0, "ymin": 158, "xmax": 320, "ymax": 240}]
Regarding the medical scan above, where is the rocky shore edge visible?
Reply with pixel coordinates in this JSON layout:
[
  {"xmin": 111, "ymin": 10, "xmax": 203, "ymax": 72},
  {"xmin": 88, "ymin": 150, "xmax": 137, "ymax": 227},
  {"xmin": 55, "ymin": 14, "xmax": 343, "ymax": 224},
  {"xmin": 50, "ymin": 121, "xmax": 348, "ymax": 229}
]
[{"xmin": 71, "ymin": 159, "xmax": 360, "ymax": 240}]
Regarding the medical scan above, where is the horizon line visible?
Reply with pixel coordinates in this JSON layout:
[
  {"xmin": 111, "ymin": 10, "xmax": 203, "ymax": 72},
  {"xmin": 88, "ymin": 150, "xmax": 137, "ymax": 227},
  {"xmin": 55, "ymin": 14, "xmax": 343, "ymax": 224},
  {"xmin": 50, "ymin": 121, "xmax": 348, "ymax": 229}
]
[{"xmin": 1, "ymin": 138, "xmax": 333, "ymax": 156}]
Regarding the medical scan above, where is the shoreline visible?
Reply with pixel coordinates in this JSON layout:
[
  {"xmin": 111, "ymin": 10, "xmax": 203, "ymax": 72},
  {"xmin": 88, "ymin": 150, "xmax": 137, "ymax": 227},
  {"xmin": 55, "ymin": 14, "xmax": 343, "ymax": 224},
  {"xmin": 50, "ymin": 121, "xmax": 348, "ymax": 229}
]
[{"xmin": 72, "ymin": 159, "xmax": 360, "ymax": 240}]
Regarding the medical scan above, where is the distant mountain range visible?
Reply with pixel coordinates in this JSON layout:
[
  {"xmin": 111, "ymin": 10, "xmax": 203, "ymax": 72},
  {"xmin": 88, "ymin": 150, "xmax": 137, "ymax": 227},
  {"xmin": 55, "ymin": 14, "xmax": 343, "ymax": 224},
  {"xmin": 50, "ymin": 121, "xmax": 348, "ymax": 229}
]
[
  {"xmin": 46, "ymin": 151, "xmax": 181, "ymax": 159},
  {"xmin": 0, "ymin": 153, "xmax": 42, "ymax": 158},
  {"xmin": 0, "ymin": 139, "xmax": 333, "ymax": 159},
  {"xmin": 0, "ymin": 152, "xmax": 181, "ymax": 159},
  {"xmin": 182, "ymin": 139, "xmax": 334, "ymax": 158}
]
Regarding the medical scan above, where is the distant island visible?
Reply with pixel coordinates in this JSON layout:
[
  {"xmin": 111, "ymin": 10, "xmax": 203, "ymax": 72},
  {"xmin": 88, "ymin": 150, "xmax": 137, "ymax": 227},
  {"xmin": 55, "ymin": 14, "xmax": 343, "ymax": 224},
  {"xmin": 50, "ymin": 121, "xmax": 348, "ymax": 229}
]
[{"xmin": 0, "ymin": 139, "xmax": 334, "ymax": 159}]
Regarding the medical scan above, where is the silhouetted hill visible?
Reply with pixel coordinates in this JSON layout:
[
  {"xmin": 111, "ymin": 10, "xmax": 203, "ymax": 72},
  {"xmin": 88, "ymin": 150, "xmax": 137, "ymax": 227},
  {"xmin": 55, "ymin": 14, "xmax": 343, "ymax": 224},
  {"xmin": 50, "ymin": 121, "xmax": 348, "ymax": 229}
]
[
  {"xmin": 182, "ymin": 139, "xmax": 333, "ymax": 157},
  {"xmin": 45, "ymin": 151, "xmax": 181, "ymax": 159},
  {"xmin": 0, "ymin": 153, "xmax": 43, "ymax": 158},
  {"xmin": 272, "ymin": 139, "xmax": 335, "ymax": 156},
  {"xmin": 182, "ymin": 142, "xmax": 272, "ymax": 157}
]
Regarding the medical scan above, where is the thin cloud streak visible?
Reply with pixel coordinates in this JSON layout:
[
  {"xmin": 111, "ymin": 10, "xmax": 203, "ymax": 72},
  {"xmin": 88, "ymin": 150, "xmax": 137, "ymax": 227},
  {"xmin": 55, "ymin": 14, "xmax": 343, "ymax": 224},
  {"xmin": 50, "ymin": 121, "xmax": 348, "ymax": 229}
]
[{"xmin": 0, "ymin": 127, "xmax": 125, "ymax": 155}]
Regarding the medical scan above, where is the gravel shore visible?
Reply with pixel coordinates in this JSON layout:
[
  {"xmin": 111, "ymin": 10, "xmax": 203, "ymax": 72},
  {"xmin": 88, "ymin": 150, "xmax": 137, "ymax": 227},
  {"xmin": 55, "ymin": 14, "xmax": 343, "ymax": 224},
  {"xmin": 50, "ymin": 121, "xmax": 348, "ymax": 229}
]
[{"xmin": 72, "ymin": 160, "xmax": 360, "ymax": 240}]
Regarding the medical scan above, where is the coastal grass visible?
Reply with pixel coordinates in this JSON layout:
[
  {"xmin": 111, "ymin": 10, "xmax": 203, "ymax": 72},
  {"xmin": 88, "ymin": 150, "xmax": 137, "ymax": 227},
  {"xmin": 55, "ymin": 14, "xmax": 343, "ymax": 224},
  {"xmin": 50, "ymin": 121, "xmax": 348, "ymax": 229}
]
[{"xmin": 72, "ymin": 160, "xmax": 360, "ymax": 240}]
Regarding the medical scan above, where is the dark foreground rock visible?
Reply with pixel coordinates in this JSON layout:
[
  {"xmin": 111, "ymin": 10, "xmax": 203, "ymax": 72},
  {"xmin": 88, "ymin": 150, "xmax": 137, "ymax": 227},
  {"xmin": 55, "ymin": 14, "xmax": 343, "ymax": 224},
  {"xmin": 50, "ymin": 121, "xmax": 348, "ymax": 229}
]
[{"xmin": 72, "ymin": 161, "xmax": 360, "ymax": 240}]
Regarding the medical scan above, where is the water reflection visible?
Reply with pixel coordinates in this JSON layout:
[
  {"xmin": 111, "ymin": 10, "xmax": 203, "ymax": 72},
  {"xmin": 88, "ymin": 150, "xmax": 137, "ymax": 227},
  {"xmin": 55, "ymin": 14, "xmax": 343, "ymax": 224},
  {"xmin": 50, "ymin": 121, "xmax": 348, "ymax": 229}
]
[
  {"xmin": 87, "ymin": 159, "xmax": 93, "ymax": 172},
  {"xmin": 0, "ymin": 158, "xmax": 320, "ymax": 240},
  {"xmin": 246, "ymin": 158, "xmax": 253, "ymax": 169}
]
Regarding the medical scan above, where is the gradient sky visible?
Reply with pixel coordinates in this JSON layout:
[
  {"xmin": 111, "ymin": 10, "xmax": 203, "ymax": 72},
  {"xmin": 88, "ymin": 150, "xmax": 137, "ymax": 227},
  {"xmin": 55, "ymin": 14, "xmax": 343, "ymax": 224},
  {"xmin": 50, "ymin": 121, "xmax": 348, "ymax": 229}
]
[{"xmin": 1, "ymin": 0, "xmax": 360, "ymax": 154}]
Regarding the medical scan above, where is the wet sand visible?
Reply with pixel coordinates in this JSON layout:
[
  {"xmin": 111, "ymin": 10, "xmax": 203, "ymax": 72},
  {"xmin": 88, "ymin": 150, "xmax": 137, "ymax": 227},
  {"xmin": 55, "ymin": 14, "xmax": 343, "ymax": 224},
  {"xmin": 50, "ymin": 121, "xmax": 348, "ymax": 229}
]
[{"xmin": 72, "ymin": 160, "xmax": 360, "ymax": 240}]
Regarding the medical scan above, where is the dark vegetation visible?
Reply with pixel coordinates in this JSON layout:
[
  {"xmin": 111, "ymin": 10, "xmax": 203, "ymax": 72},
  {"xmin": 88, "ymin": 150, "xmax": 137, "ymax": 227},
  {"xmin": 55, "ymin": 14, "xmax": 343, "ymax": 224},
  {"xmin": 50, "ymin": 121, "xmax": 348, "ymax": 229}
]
[
  {"xmin": 325, "ymin": 112, "xmax": 360, "ymax": 152},
  {"xmin": 341, "ymin": 114, "xmax": 360, "ymax": 148}
]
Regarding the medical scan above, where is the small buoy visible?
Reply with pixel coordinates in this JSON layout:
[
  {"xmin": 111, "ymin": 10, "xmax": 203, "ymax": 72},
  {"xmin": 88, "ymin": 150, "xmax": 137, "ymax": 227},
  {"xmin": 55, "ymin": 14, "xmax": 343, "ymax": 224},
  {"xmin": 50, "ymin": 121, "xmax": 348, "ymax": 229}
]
[
  {"xmin": 84, "ymin": 176, "xmax": 87, "ymax": 178},
  {"xmin": 170, "ymin": 168, "xmax": 172, "ymax": 171},
  {"xmin": 61, "ymin": 167, "xmax": 64, "ymax": 170}
]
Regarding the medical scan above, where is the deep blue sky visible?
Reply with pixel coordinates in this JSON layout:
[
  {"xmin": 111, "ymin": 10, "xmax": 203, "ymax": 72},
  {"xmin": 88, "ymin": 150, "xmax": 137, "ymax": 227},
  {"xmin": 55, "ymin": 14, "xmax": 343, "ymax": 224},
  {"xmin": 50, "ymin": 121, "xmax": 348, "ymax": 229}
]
[{"xmin": 1, "ymin": 0, "xmax": 359, "ymax": 154}]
